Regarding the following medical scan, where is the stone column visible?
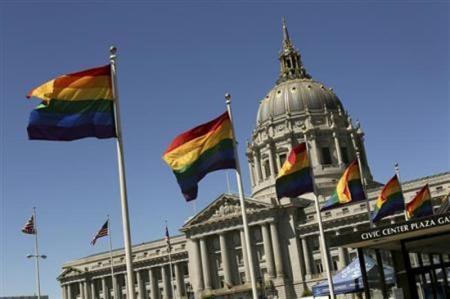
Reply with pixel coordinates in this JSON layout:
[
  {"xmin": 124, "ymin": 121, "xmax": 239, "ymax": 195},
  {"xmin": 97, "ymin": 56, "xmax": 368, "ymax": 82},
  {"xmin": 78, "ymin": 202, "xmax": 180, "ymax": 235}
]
[
  {"xmin": 301, "ymin": 237, "xmax": 312, "ymax": 276},
  {"xmin": 200, "ymin": 238, "xmax": 212, "ymax": 289},
  {"xmin": 67, "ymin": 283, "xmax": 73, "ymax": 299},
  {"xmin": 102, "ymin": 277, "xmax": 109, "ymax": 299},
  {"xmin": 338, "ymin": 247, "xmax": 348, "ymax": 270},
  {"xmin": 309, "ymin": 133, "xmax": 320, "ymax": 167},
  {"xmin": 90, "ymin": 279, "xmax": 96, "ymax": 299},
  {"xmin": 267, "ymin": 145, "xmax": 276, "ymax": 177},
  {"xmin": 269, "ymin": 222, "xmax": 284, "ymax": 278},
  {"xmin": 174, "ymin": 263, "xmax": 184, "ymax": 299},
  {"xmin": 248, "ymin": 161, "xmax": 255, "ymax": 187},
  {"xmin": 240, "ymin": 229, "xmax": 251, "ymax": 283},
  {"xmin": 137, "ymin": 270, "xmax": 145, "ymax": 299},
  {"xmin": 149, "ymin": 268, "xmax": 158, "ymax": 299},
  {"xmin": 187, "ymin": 239, "xmax": 203, "ymax": 294},
  {"xmin": 219, "ymin": 232, "xmax": 232, "ymax": 286},
  {"xmin": 161, "ymin": 266, "xmax": 170, "ymax": 299},
  {"xmin": 261, "ymin": 224, "xmax": 275, "ymax": 278},
  {"xmin": 112, "ymin": 275, "xmax": 120, "ymax": 299},
  {"xmin": 62, "ymin": 285, "xmax": 67, "ymax": 299},
  {"xmin": 79, "ymin": 281, "xmax": 85, "ymax": 299},
  {"xmin": 333, "ymin": 131, "xmax": 343, "ymax": 166},
  {"xmin": 255, "ymin": 151, "xmax": 262, "ymax": 183},
  {"xmin": 85, "ymin": 281, "xmax": 91, "ymax": 299}
]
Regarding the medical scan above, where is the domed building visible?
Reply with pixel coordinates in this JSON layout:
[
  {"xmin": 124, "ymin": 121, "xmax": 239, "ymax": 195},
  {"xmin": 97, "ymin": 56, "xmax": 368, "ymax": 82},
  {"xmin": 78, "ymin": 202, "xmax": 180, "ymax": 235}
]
[
  {"xmin": 57, "ymin": 21, "xmax": 450, "ymax": 299},
  {"xmin": 248, "ymin": 19, "xmax": 374, "ymax": 203}
]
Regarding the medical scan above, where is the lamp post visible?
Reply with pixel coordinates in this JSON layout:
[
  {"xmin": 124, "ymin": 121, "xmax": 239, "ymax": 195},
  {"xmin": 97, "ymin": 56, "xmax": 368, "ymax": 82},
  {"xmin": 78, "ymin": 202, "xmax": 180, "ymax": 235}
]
[{"xmin": 26, "ymin": 253, "xmax": 46, "ymax": 299}]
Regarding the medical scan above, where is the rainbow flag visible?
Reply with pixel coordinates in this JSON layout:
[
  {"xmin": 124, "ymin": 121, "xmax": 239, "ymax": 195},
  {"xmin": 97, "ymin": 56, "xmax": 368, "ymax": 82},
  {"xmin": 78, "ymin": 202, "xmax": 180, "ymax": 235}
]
[
  {"xmin": 275, "ymin": 143, "xmax": 314, "ymax": 199},
  {"xmin": 321, "ymin": 160, "xmax": 365, "ymax": 211},
  {"xmin": 371, "ymin": 175, "xmax": 405, "ymax": 222},
  {"xmin": 163, "ymin": 112, "xmax": 236, "ymax": 201},
  {"xmin": 27, "ymin": 65, "xmax": 116, "ymax": 141},
  {"xmin": 406, "ymin": 184, "xmax": 433, "ymax": 220}
]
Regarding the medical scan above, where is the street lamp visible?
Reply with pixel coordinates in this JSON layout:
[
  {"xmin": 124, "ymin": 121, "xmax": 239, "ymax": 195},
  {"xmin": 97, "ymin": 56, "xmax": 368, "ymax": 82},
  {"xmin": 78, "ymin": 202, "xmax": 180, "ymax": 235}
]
[{"xmin": 27, "ymin": 254, "xmax": 47, "ymax": 259}]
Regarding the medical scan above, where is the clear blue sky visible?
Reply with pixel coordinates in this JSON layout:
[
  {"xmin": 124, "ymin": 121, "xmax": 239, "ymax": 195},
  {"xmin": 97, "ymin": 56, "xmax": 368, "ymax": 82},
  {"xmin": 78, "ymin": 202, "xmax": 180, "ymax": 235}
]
[{"xmin": 0, "ymin": 1, "xmax": 448, "ymax": 298}]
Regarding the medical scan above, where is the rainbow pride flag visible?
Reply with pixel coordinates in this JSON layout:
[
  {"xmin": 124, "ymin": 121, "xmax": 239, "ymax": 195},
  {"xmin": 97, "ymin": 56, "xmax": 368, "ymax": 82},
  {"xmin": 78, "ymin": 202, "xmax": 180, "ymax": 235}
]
[
  {"xmin": 321, "ymin": 160, "xmax": 365, "ymax": 211},
  {"xmin": 275, "ymin": 143, "xmax": 314, "ymax": 199},
  {"xmin": 27, "ymin": 65, "xmax": 116, "ymax": 141},
  {"xmin": 163, "ymin": 112, "xmax": 236, "ymax": 201},
  {"xmin": 371, "ymin": 175, "xmax": 405, "ymax": 222},
  {"xmin": 406, "ymin": 184, "xmax": 433, "ymax": 220}
]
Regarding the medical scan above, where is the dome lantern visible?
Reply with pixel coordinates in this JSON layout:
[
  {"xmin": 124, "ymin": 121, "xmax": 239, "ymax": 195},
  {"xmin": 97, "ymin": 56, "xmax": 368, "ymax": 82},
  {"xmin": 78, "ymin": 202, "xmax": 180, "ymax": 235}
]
[{"xmin": 277, "ymin": 18, "xmax": 311, "ymax": 85}]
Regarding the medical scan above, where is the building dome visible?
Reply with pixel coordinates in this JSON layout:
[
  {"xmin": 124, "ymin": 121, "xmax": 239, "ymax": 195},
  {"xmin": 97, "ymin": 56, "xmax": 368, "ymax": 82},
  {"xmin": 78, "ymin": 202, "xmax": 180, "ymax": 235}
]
[
  {"xmin": 247, "ymin": 19, "xmax": 374, "ymax": 201},
  {"xmin": 256, "ymin": 78, "xmax": 344, "ymax": 125}
]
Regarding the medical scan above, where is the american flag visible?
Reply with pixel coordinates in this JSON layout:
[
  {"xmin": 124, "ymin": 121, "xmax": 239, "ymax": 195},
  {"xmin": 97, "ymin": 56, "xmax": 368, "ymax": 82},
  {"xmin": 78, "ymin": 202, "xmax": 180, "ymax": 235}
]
[
  {"xmin": 21, "ymin": 215, "xmax": 36, "ymax": 234},
  {"xmin": 165, "ymin": 225, "xmax": 172, "ymax": 252},
  {"xmin": 91, "ymin": 220, "xmax": 108, "ymax": 245}
]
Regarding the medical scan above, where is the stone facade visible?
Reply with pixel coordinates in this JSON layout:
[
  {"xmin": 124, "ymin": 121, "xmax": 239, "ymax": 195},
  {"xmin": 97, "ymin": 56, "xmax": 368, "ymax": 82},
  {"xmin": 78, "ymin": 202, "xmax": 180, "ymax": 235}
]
[{"xmin": 57, "ymin": 21, "xmax": 450, "ymax": 299}]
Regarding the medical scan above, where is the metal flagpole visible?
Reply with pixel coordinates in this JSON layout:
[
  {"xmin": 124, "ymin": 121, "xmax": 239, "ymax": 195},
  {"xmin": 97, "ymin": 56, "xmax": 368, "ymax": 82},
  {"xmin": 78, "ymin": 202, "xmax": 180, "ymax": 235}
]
[
  {"xmin": 166, "ymin": 222, "xmax": 176, "ymax": 299},
  {"xmin": 225, "ymin": 93, "xmax": 258, "ymax": 299},
  {"xmin": 107, "ymin": 215, "xmax": 115, "ymax": 286},
  {"xmin": 33, "ymin": 207, "xmax": 42, "ymax": 299},
  {"xmin": 301, "ymin": 126, "xmax": 335, "ymax": 298},
  {"xmin": 226, "ymin": 171, "xmax": 231, "ymax": 194},
  {"xmin": 395, "ymin": 163, "xmax": 408, "ymax": 221},
  {"xmin": 109, "ymin": 46, "xmax": 135, "ymax": 299},
  {"xmin": 349, "ymin": 129, "xmax": 372, "ymax": 228}
]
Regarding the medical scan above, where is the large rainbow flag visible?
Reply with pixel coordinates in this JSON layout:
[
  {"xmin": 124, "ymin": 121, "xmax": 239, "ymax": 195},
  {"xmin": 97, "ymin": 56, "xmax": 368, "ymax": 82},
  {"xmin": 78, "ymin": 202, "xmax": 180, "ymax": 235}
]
[
  {"xmin": 163, "ymin": 112, "xmax": 236, "ymax": 201},
  {"xmin": 406, "ymin": 184, "xmax": 433, "ymax": 220},
  {"xmin": 321, "ymin": 160, "xmax": 365, "ymax": 211},
  {"xmin": 27, "ymin": 65, "xmax": 116, "ymax": 141},
  {"xmin": 275, "ymin": 143, "xmax": 314, "ymax": 199},
  {"xmin": 371, "ymin": 175, "xmax": 405, "ymax": 222}
]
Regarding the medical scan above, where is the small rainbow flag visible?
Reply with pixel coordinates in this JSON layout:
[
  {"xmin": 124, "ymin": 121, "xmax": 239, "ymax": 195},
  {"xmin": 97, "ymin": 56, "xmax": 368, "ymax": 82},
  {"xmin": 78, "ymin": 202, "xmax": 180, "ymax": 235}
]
[
  {"xmin": 406, "ymin": 184, "xmax": 433, "ymax": 220},
  {"xmin": 275, "ymin": 143, "xmax": 314, "ymax": 199},
  {"xmin": 321, "ymin": 160, "xmax": 365, "ymax": 211},
  {"xmin": 372, "ymin": 175, "xmax": 405, "ymax": 222},
  {"xmin": 163, "ymin": 112, "xmax": 236, "ymax": 201},
  {"xmin": 27, "ymin": 65, "xmax": 116, "ymax": 141}
]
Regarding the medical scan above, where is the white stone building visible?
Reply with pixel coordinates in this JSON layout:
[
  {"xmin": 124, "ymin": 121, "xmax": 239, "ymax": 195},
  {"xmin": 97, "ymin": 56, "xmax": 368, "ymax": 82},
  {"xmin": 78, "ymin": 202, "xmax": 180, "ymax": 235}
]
[{"xmin": 57, "ymin": 21, "xmax": 450, "ymax": 299}]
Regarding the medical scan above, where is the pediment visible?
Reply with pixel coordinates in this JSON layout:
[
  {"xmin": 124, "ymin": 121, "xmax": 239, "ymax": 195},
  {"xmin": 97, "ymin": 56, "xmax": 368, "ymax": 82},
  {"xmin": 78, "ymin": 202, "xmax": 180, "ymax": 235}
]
[
  {"xmin": 57, "ymin": 266, "xmax": 83, "ymax": 280},
  {"xmin": 182, "ymin": 193, "xmax": 274, "ymax": 228}
]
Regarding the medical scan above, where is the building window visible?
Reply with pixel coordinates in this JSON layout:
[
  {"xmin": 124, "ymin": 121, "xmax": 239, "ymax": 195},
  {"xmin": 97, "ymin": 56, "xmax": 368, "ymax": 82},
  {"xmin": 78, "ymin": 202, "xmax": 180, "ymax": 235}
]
[
  {"xmin": 315, "ymin": 260, "xmax": 323, "ymax": 273},
  {"xmin": 321, "ymin": 147, "xmax": 332, "ymax": 165},
  {"xmin": 279, "ymin": 153, "xmax": 287, "ymax": 168},
  {"xmin": 263, "ymin": 160, "xmax": 271, "ymax": 178},
  {"xmin": 311, "ymin": 237, "xmax": 320, "ymax": 251},
  {"xmin": 332, "ymin": 256, "xmax": 339, "ymax": 270},
  {"xmin": 239, "ymin": 272, "xmax": 246, "ymax": 285},
  {"xmin": 256, "ymin": 245, "xmax": 265, "ymax": 262},
  {"xmin": 341, "ymin": 147, "xmax": 349, "ymax": 164},
  {"xmin": 235, "ymin": 249, "xmax": 243, "ymax": 266},
  {"xmin": 342, "ymin": 207, "xmax": 349, "ymax": 214}
]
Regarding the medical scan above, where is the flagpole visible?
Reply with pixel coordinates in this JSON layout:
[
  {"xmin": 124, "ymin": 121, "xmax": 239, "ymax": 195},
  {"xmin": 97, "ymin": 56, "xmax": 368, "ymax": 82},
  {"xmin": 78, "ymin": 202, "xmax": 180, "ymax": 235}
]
[
  {"xmin": 225, "ymin": 93, "xmax": 258, "ymax": 299},
  {"xmin": 226, "ymin": 171, "xmax": 231, "ymax": 194},
  {"xmin": 395, "ymin": 163, "xmax": 408, "ymax": 221},
  {"xmin": 107, "ymin": 215, "xmax": 115, "ymax": 284},
  {"xmin": 109, "ymin": 46, "xmax": 135, "ymax": 299},
  {"xmin": 301, "ymin": 126, "xmax": 335, "ymax": 299},
  {"xmin": 350, "ymin": 130, "xmax": 372, "ymax": 228},
  {"xmin": 33, "ymin": 207, "xmax": 42, "ymax": 299},
  {"xmin": 166, "ymin": 221, "xmax": 176, "ymax": 299}
]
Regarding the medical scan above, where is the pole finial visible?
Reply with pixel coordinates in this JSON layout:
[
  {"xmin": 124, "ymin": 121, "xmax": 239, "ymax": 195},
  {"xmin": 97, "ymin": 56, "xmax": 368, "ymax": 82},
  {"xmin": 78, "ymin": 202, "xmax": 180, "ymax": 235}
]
[
  {"xmin": 225, "ymin": 93, "xmax": 231, "ymax": 104},
  {"xmin": 109, "ymin": 45, "xmax": 117, "ymax": 60}
]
